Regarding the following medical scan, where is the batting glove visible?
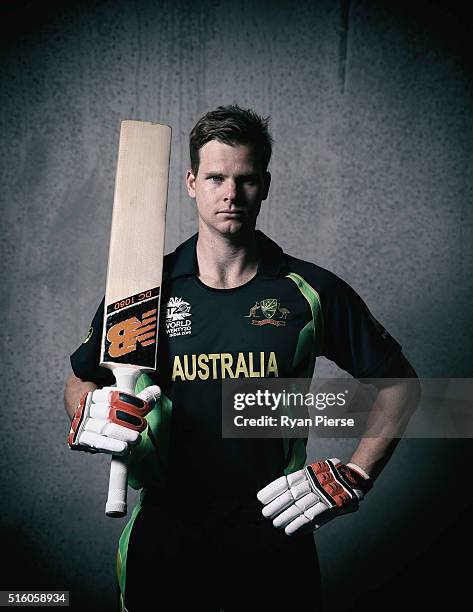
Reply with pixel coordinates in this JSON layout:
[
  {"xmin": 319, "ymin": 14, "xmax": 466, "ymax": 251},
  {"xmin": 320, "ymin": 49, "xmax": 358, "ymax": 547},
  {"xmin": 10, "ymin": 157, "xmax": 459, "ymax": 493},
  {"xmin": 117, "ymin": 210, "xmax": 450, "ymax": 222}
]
[
  {"xmin": 68, "ymin": 385, "xmax": 160, "ymax": 455},
  {"xmin": 257, "ymin": 458, "xmax": 372, "ymax": 536}
]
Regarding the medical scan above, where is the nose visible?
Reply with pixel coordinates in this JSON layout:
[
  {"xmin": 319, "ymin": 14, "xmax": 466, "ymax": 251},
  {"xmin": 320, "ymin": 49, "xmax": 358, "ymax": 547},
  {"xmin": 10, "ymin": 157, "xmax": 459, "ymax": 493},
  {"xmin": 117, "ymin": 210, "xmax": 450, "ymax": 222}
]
[{"xmin": 223, "ymin": 180, "xmax": 237, "ymax": 203}]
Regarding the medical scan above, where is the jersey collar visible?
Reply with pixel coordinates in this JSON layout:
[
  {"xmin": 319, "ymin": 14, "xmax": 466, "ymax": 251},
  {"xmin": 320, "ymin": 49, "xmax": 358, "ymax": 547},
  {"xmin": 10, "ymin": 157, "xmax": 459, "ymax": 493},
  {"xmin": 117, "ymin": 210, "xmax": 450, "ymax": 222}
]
[{"xmin": 166, "ymin": 231, "xmax": 286, "ymax": 280}]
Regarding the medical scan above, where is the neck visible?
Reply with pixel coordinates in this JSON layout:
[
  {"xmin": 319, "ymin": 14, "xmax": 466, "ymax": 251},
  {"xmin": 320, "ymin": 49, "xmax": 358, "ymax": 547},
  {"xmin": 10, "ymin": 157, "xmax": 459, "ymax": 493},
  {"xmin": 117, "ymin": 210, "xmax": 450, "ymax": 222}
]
[{"xmin": 196, "ymin": 224, "xmax": 259, "ymax": 289}]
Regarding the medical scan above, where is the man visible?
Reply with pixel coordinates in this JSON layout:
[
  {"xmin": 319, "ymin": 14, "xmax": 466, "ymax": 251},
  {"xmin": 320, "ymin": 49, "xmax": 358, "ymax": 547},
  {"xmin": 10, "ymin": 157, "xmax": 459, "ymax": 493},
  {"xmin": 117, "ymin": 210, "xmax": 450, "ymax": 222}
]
[{"xmin": 64, "ymin": 105, "xmax": 420, "ymax": 611}]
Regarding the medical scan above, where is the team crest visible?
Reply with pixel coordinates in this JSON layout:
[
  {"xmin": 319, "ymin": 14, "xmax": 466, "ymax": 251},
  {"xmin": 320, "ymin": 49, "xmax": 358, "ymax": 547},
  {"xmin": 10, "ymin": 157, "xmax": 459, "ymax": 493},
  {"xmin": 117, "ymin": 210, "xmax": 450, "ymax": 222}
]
[{"xmin": 244, "ymin": 298, "xmax": 290, "ymax": 327}]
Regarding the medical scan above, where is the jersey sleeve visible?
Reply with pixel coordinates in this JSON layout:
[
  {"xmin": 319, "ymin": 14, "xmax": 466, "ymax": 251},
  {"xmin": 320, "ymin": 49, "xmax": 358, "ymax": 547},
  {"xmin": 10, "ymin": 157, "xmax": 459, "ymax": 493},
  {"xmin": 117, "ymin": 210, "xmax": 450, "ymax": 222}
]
[
  {"xmin": 70, "ymin": 299, "xmax": 115, "ymax": 387},
  {"xmin": 320, "ymin": 275, "xmax": 402, "ymax": 378}
]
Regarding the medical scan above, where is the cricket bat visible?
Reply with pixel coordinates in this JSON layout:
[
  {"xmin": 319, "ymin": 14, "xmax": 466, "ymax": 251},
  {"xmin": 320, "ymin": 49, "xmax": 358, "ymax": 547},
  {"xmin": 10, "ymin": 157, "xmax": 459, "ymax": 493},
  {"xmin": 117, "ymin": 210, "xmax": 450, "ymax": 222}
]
[{"xmin": 100, "ymin": 120, "xmax": 171, "ymax": 517}]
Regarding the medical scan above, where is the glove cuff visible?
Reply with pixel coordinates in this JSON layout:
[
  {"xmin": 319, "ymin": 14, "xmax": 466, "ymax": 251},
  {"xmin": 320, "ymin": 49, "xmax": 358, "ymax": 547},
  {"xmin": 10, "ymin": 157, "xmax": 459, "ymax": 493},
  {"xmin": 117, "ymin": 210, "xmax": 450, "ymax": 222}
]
[
  {"xmin": 342, "ymin": 462, "xmax": 373, "ymax": 494},
  {"xmin": 68, "ymin": 391, "xmax": 92, "ymax": 449},
  {"xmin": 346, "ymin": 462, "xmax": 370, "ymax": 480}
]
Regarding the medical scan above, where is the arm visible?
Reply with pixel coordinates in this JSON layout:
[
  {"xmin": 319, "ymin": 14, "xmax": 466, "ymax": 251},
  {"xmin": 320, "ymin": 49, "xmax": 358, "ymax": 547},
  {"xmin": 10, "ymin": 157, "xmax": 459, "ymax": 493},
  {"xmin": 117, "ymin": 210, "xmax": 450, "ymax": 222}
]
[
  {"xmin": 349, "ymin": 352, "xmax": 421, "ymax": 480},
  {"xmin": 64, "ymin": 371, "xmax": 98, "ymax": 420},
  {"xmin": 257, "ymin": 352, "xmax": 421, "ymax": 535}
]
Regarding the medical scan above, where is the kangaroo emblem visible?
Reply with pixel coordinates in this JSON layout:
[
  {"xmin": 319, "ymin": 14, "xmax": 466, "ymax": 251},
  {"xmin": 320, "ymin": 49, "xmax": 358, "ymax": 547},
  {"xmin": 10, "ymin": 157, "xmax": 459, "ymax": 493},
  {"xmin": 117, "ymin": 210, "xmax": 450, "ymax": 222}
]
[{"xmin": 245, "ymin": 301, "xmax": 261, "ymax": 318}]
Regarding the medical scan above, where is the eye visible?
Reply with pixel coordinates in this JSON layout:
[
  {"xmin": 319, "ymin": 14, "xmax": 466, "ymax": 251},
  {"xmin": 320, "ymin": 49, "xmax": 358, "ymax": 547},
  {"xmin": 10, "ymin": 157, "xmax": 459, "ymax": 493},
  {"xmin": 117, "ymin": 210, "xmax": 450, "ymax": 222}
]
[
  {"xmin": 242, "ymin": 175, "xmax": 259, "ymax": 186},
  {"xmin": 209, "ymin": 175, "xmax": 224, "ymax": 183}
]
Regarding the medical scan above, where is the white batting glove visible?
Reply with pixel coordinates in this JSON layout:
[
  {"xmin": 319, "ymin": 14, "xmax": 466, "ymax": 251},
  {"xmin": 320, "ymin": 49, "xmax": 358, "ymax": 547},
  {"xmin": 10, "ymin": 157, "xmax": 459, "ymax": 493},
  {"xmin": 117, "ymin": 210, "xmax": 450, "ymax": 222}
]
[
  {"xmin": 257, "ymin": 458, "xmax": 372, "ymax": 536},
  {"xmin": 68, "ymin": 385, "xmax": 160, "ymax": 455}
]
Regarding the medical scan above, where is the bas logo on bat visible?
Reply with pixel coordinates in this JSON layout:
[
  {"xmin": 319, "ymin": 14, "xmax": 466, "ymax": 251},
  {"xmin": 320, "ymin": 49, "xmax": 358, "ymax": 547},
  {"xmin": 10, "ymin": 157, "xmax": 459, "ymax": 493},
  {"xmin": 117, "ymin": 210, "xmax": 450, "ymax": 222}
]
[
  {"xmin": 107, "ymin": 309, "xmax": 157, "ymax": 356},
  {"xmin": 103, "ymin": 288, "xmax": 160, "ymax": 367}
]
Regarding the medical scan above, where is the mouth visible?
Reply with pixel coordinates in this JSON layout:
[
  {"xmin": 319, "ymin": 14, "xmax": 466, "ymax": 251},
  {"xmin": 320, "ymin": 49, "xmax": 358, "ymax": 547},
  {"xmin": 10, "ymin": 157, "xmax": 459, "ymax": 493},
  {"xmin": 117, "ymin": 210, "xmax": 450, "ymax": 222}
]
[{"xmin": 217, "ymin": 210, "xmax": 245, "ymax": 217}]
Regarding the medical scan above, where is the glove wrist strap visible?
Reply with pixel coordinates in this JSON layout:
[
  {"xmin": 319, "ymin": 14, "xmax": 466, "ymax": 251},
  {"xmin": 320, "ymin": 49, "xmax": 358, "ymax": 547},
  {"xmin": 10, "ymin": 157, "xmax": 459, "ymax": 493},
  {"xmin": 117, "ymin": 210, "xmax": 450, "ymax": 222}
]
[{"xmin": 346, "ymin": 462, "xmax": 371, "ymax": 480}]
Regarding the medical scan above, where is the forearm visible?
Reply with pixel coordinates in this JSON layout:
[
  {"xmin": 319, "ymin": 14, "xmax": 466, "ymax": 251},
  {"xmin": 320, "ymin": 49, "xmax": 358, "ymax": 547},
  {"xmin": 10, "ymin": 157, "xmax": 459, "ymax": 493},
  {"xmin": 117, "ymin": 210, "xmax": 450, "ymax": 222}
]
[
  {"xmin": 350, "ymin": 361, "xmax": 421, "ymax": 480},
  {"xmin": 64, "ymin": 372, "xmax": 98, "ymax": 420}
]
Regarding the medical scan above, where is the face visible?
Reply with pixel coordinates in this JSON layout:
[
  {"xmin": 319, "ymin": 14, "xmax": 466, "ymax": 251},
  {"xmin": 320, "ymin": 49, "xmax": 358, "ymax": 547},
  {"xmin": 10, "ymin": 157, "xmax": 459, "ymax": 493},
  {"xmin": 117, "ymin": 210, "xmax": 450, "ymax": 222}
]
[{"xmin": 186, "ymin": 140, "xmax": 270, "ymax": 238}]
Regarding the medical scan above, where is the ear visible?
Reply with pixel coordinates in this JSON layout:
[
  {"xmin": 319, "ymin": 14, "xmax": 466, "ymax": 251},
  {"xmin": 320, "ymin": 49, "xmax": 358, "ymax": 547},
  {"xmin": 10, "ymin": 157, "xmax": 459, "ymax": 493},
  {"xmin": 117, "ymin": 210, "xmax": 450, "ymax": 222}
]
[
  {"xmin": 262, "ymin": 171, "xmax": 271, "ymax": 201},
  {"xmin": 186, "ymin": 169, "xmax": 196, "ymax": 198}
]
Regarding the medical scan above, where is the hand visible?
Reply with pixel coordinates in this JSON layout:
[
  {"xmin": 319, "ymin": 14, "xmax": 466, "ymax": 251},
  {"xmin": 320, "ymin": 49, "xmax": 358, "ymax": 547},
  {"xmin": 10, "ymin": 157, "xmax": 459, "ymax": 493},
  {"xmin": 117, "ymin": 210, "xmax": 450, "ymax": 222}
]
[
  {"xmin": 257, "ymin": 458, "xmax": 372, "ymax": 535},
  {"xmin": 68, "ymin": 385, "xmax": 160, "ymax": 455}
]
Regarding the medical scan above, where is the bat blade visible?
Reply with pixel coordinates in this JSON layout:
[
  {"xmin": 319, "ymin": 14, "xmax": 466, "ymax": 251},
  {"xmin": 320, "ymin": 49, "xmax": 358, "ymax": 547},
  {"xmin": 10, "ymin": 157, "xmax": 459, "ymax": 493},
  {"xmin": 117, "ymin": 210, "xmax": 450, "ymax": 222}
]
[{"xmin": 100, "ymin": 120, "xmax": 171, "ymax": 517}]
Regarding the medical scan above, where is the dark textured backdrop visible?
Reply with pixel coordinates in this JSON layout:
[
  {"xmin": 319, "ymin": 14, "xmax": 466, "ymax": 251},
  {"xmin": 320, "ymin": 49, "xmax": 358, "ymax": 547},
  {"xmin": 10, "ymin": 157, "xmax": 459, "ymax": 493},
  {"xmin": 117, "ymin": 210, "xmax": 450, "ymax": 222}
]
[{"xmin": 1, "ymin": 1, "xmax": 472, "ymax": 610}]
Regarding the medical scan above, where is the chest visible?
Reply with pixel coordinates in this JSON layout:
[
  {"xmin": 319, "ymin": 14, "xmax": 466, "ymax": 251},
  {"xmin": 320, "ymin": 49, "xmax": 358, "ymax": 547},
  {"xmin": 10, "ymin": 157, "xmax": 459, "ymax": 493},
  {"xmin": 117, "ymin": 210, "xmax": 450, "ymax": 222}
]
[{"xmin": 157, "ymin": 276, "xmax": 312, "ymax": 381}]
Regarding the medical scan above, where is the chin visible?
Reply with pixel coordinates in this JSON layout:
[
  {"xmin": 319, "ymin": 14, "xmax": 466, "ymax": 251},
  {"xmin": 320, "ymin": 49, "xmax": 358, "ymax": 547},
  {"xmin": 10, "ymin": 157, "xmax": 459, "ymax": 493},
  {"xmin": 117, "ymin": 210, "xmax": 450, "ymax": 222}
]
[
  {"xmin": 217, "ymin": 221, "xmax": 254, "ymax": 237},
  {"xmin": 200, "ymin": 216, "xmax": 257, "ymax": 239}
]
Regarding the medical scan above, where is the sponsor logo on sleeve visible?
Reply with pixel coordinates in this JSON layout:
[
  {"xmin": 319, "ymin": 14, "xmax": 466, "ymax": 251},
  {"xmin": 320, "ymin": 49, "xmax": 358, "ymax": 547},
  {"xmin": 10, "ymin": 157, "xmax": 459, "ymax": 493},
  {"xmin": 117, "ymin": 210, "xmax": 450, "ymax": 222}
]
[{"xmin": 367, "ymin": 309, "xmax": 389, "ymax": 339}]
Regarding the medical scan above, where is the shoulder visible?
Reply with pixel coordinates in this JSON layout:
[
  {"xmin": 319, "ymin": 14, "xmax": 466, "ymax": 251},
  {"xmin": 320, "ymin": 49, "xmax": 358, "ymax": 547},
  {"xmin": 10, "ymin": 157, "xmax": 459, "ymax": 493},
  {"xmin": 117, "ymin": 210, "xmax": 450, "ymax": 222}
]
[
  {"xmin": 284, "ymin": 253, "xmax": 339, "ymax": 286},
  {"xmin": 282, "ymin": 251, "xmax": 357, "ymax": 303},
  {"xmin": 257, "ymin": 232, "xmax": 358, "ymax": 301}
]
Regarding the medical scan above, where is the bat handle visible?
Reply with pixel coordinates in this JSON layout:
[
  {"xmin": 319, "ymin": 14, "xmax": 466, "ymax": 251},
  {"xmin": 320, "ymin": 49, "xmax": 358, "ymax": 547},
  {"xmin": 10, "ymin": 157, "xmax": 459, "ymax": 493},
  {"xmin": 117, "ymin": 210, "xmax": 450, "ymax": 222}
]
[{"xmin": 105, "ymin": 367, "xmax": 141, "ymax": 517}]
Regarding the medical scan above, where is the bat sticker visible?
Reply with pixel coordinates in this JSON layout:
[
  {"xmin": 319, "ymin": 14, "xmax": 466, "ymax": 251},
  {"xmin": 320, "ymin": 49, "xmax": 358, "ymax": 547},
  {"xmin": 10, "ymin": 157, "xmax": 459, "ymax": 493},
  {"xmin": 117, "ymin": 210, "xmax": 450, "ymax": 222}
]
[{"xmin": 103, "ymin": 288, "xmax": 159, "ymax": 367}]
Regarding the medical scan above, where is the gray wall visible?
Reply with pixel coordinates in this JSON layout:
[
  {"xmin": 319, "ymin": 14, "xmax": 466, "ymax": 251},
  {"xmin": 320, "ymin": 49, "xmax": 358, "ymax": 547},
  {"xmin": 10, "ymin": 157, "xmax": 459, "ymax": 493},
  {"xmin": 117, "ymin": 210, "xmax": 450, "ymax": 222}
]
[{"xmin": 1, "ymin": 1, "xmax": 472, "ymax": 610}]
